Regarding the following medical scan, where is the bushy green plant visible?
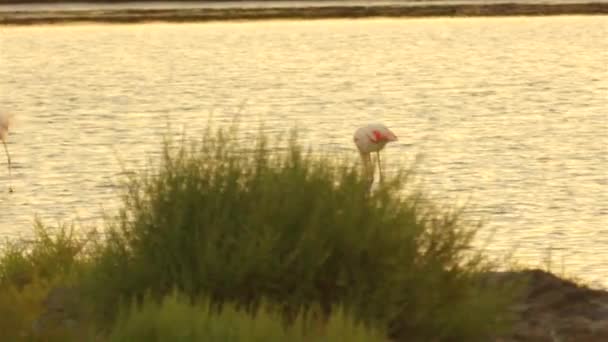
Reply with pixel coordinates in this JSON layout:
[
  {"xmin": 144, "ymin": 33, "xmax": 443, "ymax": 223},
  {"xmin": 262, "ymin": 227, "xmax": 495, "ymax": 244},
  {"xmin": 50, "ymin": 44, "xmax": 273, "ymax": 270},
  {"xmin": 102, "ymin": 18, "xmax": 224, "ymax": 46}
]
[
  {"xmin": 81, "ymin": 127, "xmax": 513, "ymax": 340},
  {"xmin": 0, "ymin": 220, "xmax": 88, "ymax": 288},
  {"xmin": 109, "ymin": 291, "xmax": 385, "ymax": 342},
  {"xmin": 0, "ymin": 281, "xmax": 49, "ymax": 341},
  {"xmin": 0, "ymin": 221, "xmax": 95, "ymax": 341}
]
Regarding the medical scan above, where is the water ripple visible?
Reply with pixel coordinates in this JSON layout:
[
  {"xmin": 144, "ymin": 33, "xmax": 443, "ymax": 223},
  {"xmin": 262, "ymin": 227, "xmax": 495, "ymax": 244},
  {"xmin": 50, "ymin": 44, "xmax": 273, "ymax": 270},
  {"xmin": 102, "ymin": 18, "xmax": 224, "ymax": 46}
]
[{"xmin": 0, "ymin": 16, "xmax": 607, "ymax": 287}]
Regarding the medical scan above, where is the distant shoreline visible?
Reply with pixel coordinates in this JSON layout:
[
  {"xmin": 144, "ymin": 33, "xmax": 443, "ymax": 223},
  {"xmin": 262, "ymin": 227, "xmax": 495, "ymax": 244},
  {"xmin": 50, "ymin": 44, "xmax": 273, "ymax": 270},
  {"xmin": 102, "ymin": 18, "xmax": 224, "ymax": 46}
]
[{"xmin": 1, "ymin": 2, "xmax": 607, "ymax": 25}]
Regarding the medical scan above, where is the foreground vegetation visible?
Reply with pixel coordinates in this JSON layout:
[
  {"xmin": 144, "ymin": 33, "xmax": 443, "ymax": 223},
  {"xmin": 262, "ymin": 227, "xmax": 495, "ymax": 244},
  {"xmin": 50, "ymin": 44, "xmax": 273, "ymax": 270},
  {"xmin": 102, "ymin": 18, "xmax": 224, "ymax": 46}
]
[{"xmin": 0, "ymin": 127, "xmax": 515, "ymax": 341}]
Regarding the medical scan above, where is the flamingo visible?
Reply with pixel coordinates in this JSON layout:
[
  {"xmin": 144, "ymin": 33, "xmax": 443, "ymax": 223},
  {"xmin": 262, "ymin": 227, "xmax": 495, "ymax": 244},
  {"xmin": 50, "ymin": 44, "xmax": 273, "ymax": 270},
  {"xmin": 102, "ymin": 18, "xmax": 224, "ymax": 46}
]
[
  {"xmin": 353, "ymin": 123, "xmax": 397, "ymax": 184},
  {"xmin": 0, "ymin": 111, "xmax": 13, "ymax": 193}
]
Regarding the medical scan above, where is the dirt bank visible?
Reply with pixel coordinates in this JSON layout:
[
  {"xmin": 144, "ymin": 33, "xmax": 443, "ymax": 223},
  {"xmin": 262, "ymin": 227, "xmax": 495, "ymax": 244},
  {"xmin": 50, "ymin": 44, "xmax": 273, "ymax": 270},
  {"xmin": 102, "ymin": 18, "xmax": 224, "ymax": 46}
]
[
  {"xmin": 1, "ymin": 2, "xmax": 607, "ymax": 25},
  {"xmin": 490, "ymin": 269, "xmax": 608, "ymax": 341}
]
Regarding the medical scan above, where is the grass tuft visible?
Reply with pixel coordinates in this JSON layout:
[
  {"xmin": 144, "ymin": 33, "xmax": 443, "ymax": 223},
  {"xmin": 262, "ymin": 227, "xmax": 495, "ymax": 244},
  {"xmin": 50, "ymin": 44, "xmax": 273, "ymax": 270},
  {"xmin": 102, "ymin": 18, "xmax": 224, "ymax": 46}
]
[{"xmin": 109, "ymin": 291, "xmax": 386, "ymax": 342}]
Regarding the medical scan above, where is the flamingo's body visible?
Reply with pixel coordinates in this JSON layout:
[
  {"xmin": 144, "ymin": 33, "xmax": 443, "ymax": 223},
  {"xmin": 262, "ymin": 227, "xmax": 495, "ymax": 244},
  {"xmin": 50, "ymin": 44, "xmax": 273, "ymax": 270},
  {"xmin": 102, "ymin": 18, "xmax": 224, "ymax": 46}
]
[
  {"xmin": 0, "ymin": 112, "xmax": 13, "ymax": 192},
  {"xmin": 353, "ymin": 123, "xmax": 397, "ymax": 184}
]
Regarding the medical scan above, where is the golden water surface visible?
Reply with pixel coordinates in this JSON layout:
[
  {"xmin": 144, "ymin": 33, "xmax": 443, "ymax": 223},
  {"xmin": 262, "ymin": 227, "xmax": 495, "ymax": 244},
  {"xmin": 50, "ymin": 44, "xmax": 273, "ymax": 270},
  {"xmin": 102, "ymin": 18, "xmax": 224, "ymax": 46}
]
[{"xmin": 1, "ymin": 16, "xmax": 607, "ymax": 286}]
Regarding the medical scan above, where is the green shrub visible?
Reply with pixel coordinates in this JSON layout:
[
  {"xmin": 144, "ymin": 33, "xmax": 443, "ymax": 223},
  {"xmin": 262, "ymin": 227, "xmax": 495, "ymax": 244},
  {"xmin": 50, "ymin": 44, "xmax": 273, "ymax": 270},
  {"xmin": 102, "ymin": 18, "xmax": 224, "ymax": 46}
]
[
  {"xmin": 0, "ymin": 221, "xmax": 95, "ymax": 341},
  {"xmin": 79, "ymin": 127, "xmax": 513, "ymax": 340},
  {"xmin": 0, "ymin": 220, "xmax": 88, "ymax": 288},
  {"xmin": 109, "ymin": 291, "xmax": 385, "ymax": 342},
  {"xmin": 0, "ymin": 281, "xmax": 49, "ymax": 341}
]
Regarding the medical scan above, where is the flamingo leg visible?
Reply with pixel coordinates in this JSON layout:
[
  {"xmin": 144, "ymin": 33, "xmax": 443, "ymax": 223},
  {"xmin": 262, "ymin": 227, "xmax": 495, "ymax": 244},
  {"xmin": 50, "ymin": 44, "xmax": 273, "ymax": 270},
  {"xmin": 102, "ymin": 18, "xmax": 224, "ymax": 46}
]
[
  {"xmin": 377, "ymin": 151, "xmax": 383, "ymax": 183},
  {"xmin": 2, "ymin": 139, "xmax": 12, "ymax": 192},
  {"xmin": 360, "ymin": 152, "xmax": 374, "ymax": 189}
]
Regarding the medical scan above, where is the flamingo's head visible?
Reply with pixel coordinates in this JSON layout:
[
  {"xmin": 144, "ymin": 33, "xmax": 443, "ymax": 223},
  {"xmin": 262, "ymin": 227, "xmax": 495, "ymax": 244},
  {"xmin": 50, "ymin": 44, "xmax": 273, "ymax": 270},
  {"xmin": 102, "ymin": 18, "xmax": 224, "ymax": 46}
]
[
  {"xmin": 372, "ymin": 129, "xmax": 397, "ymax": 143},
  {"xmin": 354, "ymin": 123, "xmax": 398, "ymax": 154}
]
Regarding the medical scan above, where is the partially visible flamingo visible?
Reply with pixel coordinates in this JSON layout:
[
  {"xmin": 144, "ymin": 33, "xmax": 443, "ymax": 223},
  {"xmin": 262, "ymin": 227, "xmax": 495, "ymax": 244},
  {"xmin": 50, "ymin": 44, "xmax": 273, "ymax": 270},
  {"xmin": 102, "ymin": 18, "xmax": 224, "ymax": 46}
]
[
  {"xmin": 0, "ymin": 111, "xmax": 13, "ymax": 193},
  {"xmin": 353, "ymin": 123, "xmax": 397, "ymax": 184}
]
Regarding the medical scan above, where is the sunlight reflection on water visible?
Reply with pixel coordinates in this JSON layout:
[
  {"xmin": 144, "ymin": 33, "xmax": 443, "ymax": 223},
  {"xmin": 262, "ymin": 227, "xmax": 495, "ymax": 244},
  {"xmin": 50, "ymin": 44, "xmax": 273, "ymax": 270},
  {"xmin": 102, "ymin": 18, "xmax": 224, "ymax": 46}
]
[{"xmin": 0, "ymin": 16, "xmax": 607, "ymax": 287}]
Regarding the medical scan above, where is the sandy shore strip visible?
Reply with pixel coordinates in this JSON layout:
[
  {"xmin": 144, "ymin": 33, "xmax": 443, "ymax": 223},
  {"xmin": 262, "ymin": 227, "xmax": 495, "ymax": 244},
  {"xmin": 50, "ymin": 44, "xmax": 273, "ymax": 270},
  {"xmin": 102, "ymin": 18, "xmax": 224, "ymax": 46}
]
[{"xmin": 1, "ymin": 2, "xmax": 607, "ymax": 25}]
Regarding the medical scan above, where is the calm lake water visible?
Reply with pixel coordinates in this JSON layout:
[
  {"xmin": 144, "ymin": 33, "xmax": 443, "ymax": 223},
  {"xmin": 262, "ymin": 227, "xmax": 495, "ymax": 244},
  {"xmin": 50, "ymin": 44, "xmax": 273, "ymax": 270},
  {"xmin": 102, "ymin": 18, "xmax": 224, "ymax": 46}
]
[{"xmin": 0, "ymin": 16, "xmax": 607, "ymax": 287}]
